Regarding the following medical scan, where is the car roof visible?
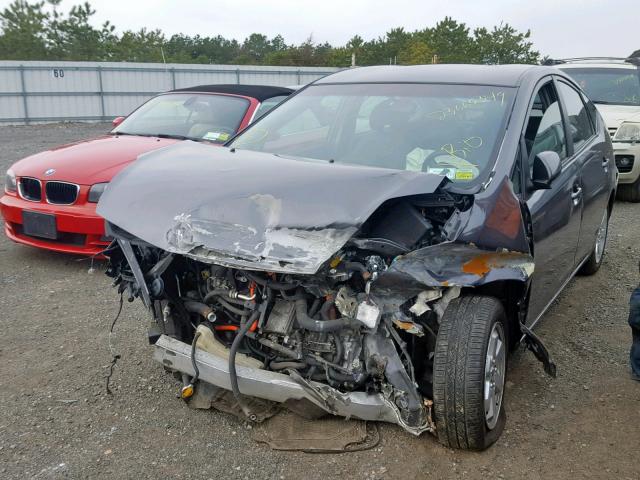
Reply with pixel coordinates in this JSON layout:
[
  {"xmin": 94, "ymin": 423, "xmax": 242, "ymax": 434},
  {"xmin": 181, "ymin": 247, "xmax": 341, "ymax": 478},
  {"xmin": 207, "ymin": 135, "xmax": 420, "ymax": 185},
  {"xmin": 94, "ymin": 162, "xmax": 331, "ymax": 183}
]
[
  {"xmin": 314, "ymin": 64, "xmax": 554, "ymax": 87},
  {"xmin": 558, "ymin": 62, "xmax": 637, "ymax": 70},
  {"xmin": 545, "ymin": 57, "xmax": 640, "ymax": 70},
  {"xmin": 169, "ymin": 84, "xmax": 294, "ymax": 101}
]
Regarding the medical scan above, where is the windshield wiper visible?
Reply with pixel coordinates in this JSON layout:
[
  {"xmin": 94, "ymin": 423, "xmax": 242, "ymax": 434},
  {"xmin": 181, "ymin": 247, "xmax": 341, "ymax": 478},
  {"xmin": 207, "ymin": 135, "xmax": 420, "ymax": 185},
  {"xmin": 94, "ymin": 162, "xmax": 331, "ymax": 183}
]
[
  {"xmin": 593, "ymin": 100, "xmax": 624, "ymax": 105},
  {"xmin": 154, "ymin": 133, "xmax": 210, "ymax": 142},
  {"xmin": 109, "ymin": 131, "xmax": 145, "ymax": 136}
]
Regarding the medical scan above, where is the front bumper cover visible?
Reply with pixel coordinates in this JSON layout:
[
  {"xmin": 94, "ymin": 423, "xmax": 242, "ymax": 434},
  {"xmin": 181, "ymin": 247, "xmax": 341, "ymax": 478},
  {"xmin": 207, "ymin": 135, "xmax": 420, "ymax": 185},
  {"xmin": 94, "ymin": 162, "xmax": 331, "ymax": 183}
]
[
  {"xmin": 153, "ymin": 334, "xmax": 434, "ymax": 435},
  {"xmin": 613, "ymin": 142, "xmax": 640, "ymax": 184}
]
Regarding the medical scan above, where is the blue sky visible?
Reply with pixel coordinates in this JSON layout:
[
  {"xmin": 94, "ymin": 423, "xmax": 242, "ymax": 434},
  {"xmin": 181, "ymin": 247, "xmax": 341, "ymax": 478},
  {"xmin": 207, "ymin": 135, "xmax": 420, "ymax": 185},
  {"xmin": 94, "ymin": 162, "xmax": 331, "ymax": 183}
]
[{"xmin": 2, "ymin": 0, "xmax": 637, "ymax": 59}]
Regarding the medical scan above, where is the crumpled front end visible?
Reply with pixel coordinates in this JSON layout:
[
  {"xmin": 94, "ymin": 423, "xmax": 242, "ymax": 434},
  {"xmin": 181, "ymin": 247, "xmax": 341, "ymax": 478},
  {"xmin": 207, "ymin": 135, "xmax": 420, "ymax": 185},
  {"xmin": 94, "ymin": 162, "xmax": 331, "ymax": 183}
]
[{"xmin": 100, "ymin": 143, "xmax": 538, "ymax": 435}]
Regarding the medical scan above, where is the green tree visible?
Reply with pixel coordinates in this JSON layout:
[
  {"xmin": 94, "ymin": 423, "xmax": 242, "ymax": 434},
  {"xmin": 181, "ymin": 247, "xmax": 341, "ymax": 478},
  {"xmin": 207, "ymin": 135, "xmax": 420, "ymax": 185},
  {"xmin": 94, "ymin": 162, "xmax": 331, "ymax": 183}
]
[
  {"xmin": 421, "ymin": 17, "xmax": 474, "ymax": 63},
  {"xmin": 473, "ymin": 22, "xmax": 539, "ymax": 64},
  {"xmin": 0, "ymin": 0, "xmax": 49, "ymax": 59},
  {"xmin": 0, "ymin": 1, "xmax": 544, "ymax": 67},
  {"xmin": 47, "ymin": 1, "xmax": 115, "ymax": 60},
  {"xmin": 237, "ymin": 33, "xmax": 272, "ymax": 63},
  {"xmin": 398, "ymin": 39, "xmax": 434, "ymax": 65},
  {"xmin": 112, "ymin": 28, "xmax": 166, "ymax": 62}
]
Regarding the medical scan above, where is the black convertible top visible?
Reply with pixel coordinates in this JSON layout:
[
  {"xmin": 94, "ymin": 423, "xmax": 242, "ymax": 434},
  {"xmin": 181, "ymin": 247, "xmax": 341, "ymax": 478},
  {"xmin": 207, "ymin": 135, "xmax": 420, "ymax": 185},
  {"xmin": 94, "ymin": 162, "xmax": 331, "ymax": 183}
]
[{"xmin": 170, "ymin": 84, "xmax": 294, "ymax": 101}]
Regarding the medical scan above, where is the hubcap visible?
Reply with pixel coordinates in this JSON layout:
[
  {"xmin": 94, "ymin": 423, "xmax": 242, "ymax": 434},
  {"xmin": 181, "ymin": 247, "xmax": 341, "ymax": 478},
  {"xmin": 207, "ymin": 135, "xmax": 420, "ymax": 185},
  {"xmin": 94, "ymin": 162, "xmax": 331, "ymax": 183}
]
[
  {"xmin": 594, "ymin": 209, "xmax": 608, "ymax": 264},
  {"xmin": 484, "ymin": 322, "xmax": 506, "ymax": 430}
]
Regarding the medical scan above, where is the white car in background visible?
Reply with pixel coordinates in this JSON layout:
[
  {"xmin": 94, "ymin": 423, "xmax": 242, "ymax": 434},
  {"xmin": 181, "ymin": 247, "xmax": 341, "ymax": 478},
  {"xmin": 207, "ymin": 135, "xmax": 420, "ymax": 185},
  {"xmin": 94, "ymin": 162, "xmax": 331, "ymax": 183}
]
[{"xmin": 551, "ymin": 57, "xmax": 640, "ymax": 201}]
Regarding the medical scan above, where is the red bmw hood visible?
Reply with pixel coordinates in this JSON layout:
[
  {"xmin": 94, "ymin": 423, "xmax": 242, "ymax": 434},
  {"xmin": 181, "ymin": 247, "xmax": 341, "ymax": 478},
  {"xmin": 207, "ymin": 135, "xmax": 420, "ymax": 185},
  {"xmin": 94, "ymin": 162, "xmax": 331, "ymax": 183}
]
[{"xmin": 10, "ymin": 135, "xmax": 179, "ymax": 185}]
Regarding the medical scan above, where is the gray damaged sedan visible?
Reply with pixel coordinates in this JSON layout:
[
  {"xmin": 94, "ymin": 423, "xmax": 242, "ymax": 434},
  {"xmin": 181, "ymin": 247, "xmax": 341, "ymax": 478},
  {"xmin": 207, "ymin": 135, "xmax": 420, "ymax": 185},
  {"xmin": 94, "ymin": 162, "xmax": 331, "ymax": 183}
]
[{"xmin": 98, "ymin": 65, "xmax": 617, "ymax": 450}]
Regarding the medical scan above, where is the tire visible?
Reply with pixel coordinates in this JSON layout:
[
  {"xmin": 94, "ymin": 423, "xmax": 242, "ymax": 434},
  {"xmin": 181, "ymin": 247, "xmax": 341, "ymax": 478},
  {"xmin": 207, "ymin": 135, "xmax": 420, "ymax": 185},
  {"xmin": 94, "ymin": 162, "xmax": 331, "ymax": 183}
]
[
  {"xmin": 617, "ymin": 177, "xmax": 640, "ymax": 202},
  {"xmin": 579, "ymin": 207, "xmax": 609, "ymax": 276},
  {"xmin": 432, "ymin": 295, "xmax": 508, "ymax": 450}
]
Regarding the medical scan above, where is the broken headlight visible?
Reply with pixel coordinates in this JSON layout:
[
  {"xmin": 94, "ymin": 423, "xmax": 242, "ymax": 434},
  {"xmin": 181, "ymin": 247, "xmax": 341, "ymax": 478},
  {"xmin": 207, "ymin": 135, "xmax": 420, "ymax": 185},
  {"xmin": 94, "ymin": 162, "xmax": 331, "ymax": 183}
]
[
  {"xmin": 5, "ymin": 169, "xmax": 16, "ymax": 193},
  {"xmin": 88, "ymin": 182, "xmax": 108, "ymax": 203},
  {"xmin": 613, "ymin": 121, "xmax": 640, "ymax": 142}
]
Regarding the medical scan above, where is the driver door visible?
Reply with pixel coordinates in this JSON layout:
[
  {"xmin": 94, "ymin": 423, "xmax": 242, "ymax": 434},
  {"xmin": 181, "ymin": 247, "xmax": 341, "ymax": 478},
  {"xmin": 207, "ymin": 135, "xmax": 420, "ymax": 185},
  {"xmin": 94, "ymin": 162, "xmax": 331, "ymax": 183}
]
[{"xmin": 525, "ymin": 80, "xmax": 583, "ymax": 326}]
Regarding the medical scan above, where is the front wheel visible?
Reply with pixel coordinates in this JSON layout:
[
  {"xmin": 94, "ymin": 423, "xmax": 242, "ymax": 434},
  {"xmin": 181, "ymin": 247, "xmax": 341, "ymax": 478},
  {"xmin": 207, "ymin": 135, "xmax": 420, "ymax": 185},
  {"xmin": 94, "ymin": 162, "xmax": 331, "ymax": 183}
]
[
  {"xmin": 579, "ymin": 207, "xmax": 609, "ymax": 275},
  {"xmin": 432, "ymin": 295, "xmax": 508, "ymax": 450}
]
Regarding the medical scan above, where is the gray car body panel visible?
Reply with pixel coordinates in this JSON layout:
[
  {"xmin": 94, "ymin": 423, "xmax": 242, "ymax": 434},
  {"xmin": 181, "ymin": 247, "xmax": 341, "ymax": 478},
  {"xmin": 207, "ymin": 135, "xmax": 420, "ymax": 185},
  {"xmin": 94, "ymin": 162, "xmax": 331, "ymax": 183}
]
[
  {"xmin": 99, "ymin": 65, "xmax": 615, "ymax": 308},
  {"xmin": 97, "ymin": 142, "xmax": 447, "ymax": 274}
]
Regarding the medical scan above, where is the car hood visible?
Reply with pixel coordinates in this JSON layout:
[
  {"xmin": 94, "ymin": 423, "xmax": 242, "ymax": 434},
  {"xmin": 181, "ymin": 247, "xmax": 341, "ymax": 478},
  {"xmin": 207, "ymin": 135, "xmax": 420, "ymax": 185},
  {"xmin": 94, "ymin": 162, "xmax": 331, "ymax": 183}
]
[
  {"xmin": 10, "ymin": 135, "xmax": 178, "ymax": 185},
  {"xmin": 97, "ymin": 142, "xmax": 448, "ymax": 274},
  {"xmin": 595, "ymin": 103, "xmax": 640, "ymax": 129}
]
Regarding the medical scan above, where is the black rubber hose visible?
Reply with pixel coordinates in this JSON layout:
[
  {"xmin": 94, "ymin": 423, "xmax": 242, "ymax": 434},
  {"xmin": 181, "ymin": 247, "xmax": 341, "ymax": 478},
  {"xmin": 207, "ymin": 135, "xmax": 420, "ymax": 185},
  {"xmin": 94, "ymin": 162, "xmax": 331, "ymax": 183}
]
[
  {"xmin": 270, "ymin": 361, "xmax": 307, "ymax": 370},
  {"xmin": 183, "ymin": 300, "xmax": 215, "ymax": 321},
  {"xmin": 243, "ymin": 271, "xmax": 300, "ymax": 291},
  {"xmin": 331, "ymin": 332, "xmax": 343, "ymax": 364},
  {"xmin": 190, "ymin": 331, "xmax": 202, "ymax": 384},
  {"xmin": 294, "ymin": 290, "xmax": 359, "ymax": 332},
  {"xmin": 215, "ymin": 297, "xmax": 251, "ymax": 317},
  {"xmin": 203, "ymin": 289, "xmax": 232, "ymax": 304},
  {"xmin": 308, "ymin": 298, "xmax": 322, "ymax": 318},
  {"xmin": 229, "ymin": 310, "xmax": 260, "ymax": 421}
]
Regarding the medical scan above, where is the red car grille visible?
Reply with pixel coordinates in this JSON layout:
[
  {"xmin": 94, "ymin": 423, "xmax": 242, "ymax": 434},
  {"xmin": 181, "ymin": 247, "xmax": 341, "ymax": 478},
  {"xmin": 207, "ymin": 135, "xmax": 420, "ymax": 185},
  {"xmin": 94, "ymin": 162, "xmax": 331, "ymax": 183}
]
[
  {"xmin": 45, "ymin": 181, "xmax": 79, "ymax": 205},
  {"xmin": 19, "ymin": 177, "xmax": 42, "ymax": 201}
]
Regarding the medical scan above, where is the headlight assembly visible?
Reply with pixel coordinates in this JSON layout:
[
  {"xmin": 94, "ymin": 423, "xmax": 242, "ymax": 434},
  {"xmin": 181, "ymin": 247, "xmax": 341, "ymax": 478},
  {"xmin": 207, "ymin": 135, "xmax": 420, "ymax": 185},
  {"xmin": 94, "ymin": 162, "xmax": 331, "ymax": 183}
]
[
  {"xmin": 88, "ymin": 182, "xmax": 108, "ymax": 203},
  {"xmin": 613, "ymin": 121, "xmax": 640, "ymax": 142},
  {"xmin": 5, "ymin": 169, "xmax": 17, "ymax": 192}
]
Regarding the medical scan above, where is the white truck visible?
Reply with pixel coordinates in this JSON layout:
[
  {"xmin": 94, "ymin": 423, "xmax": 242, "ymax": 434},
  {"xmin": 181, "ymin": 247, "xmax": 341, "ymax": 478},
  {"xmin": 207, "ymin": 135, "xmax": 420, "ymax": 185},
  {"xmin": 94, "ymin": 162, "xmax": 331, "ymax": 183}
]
[{"xmin": 552, "ymin": 57, "xmax": 640, "ymax": 201}]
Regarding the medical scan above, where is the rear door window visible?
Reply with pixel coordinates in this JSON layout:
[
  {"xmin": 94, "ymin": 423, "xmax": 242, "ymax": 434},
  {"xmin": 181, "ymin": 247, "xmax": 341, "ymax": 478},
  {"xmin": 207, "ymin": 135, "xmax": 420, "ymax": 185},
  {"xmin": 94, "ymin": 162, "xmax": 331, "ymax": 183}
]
[{"xmin": 557, "ymin": 81, "xmax": 596, "ymax": 152}]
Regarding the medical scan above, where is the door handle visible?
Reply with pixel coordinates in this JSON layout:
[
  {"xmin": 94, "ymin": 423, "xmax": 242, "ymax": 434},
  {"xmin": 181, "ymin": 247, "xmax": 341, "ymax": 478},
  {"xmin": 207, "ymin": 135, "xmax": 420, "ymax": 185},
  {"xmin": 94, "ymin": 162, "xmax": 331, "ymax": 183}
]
[
  {"xmin": 602, "ymin": 157, "xmax": 610, "ymax": 170},
  {"xmin": 571, "ymin": 185, "xmax": 582, "ymax": 204}
]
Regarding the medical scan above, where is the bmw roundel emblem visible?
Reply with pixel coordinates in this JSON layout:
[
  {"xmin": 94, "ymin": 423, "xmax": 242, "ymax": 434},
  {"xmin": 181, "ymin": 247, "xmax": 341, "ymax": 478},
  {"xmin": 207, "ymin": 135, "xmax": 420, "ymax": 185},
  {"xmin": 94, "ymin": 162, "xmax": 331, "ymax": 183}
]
[{"xmin": 44, "ymin": 168, "xmax": 56, "ymax": 176}]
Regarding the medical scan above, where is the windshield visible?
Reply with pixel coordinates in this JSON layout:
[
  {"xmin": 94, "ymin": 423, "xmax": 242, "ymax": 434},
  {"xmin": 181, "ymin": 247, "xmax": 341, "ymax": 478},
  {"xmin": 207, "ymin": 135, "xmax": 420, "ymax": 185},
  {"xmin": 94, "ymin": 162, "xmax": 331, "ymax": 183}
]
[
  {"xmin": 229, "ymin": 83, "xmax": 516, "ymax": 185},
  {"xmin": 560, "ymin": 67, "xmax": 640, "ymax": 106},
  {"xmin": 113, "ymin": 93, "xmax": 250, "ymax": 143}
]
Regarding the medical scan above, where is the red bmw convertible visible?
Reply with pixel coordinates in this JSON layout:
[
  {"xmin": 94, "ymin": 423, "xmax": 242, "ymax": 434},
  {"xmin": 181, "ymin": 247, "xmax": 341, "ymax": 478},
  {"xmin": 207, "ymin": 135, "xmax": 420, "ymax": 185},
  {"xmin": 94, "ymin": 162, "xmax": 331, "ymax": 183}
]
[{"xmin": 1, "ymin": 84, "xmax": 293, "ymax": 256}]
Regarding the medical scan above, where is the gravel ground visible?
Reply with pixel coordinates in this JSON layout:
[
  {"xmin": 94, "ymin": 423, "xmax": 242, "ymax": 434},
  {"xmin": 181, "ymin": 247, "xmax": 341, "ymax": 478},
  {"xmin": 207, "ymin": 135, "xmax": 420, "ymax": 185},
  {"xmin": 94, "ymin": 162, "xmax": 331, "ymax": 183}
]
[{"xmin": 0, "ymin": 123, "xmax": 639, "ymax": 479}]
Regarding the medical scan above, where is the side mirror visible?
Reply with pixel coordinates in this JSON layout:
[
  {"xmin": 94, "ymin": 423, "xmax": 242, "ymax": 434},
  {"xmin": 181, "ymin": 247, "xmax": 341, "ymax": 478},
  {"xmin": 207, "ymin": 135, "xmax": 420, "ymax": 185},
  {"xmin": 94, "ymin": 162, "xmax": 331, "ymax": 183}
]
[
  {"xmin": 112, "ymin": 116, "xmax": 125, "ymax": 128},
  {"xmin": 531, "ymin": 151, "xmax": 562, "ymax": 190}
]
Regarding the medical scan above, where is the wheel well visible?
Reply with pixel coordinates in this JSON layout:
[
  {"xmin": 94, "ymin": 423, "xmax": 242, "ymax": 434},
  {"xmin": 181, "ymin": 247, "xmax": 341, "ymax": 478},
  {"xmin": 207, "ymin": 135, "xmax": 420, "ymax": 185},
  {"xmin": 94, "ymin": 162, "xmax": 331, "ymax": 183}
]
[{"xmin": 461, "ymin": 280, "xmax": 528, "ymax": 350}]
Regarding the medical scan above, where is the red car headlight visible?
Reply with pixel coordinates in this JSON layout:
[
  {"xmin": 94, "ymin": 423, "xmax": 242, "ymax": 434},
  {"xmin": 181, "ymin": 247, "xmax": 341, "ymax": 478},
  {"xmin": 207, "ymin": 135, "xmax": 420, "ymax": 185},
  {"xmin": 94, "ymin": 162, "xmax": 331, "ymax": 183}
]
[
  {"xmin": 5, "ymin": 169, "xmax": 17, "ymax": 193},
  {"xmin": 88, "ymin": 182, "xmax": 108, "ymax": 203}
]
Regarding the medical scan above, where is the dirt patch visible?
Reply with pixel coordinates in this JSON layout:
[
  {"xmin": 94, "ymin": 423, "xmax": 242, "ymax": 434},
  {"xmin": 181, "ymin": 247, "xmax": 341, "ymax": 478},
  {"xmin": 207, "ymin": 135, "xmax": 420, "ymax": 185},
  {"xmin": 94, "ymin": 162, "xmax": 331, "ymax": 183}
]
[{"xmin": 0, "ymin": 123, "xmax": 638, "ymax": 479}]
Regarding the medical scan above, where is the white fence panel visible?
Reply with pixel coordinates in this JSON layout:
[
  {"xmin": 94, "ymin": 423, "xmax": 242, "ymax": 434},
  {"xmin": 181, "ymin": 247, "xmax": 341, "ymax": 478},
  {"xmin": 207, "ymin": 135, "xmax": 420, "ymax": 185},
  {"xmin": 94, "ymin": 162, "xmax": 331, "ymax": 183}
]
[{"xmin": 0, "ymin": 61, "xmax": 339, "ymax": 124}]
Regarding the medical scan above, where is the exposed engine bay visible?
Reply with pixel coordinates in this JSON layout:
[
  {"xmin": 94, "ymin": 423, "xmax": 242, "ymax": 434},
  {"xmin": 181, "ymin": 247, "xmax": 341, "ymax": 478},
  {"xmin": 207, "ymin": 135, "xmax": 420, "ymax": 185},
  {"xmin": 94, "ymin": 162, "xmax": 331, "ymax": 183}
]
[
  {"xmin": 105, "ymin": 192, "xmax": 471, "ymax": 435},
  {"xmin": 97, "ymin": 142, "xmax": 551, "ymax": 442}
]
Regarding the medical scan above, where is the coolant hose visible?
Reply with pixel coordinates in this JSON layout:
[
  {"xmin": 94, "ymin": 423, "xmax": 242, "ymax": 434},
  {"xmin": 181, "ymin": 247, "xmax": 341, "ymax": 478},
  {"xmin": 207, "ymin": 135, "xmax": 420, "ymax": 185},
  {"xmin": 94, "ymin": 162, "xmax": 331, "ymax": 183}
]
[
  {"xmin": 202, "ymin": 289, "xmax": 233, "ymax": 304},
  {"xmin": 190, "ymin": 330, "xmax": 202, "ymax": 383},
  {"xmin": 294, "ymin": 290, "xmax": 360, "ymax": 332},
  {"xmin": 215, "ymin": 297, "xmax": 251, "ymax": 317},
  {"xmin": 270, "ymin": 361, "xmax": 307, "ymax": 370},
  {"xmin": 229, "ymin": 310, "xmax": 260, "ymax": 421},
  {"xmin": 183, "ymin": 300, "xmax": 216, "ymax": 322},
  {"xmin": 243, "ymin": 271, "xmax": 300, "ymax": 291}
]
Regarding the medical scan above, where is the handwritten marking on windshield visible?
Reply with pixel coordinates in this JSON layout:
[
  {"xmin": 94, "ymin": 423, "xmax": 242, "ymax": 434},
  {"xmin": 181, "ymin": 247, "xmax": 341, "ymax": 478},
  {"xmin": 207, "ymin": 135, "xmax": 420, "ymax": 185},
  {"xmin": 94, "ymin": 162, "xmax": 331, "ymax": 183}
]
[
  {"xmin": 429, "ymin": 91, "xmax": 505, "ymax": 121},
  {"xmin": 440, "ymin": 136, "xmax": 483, "ymax": 161}
]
